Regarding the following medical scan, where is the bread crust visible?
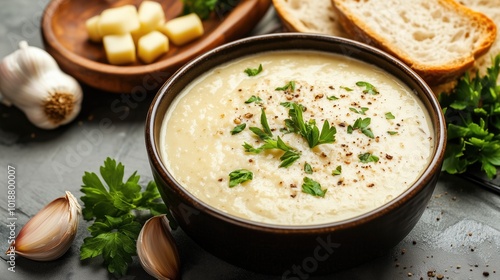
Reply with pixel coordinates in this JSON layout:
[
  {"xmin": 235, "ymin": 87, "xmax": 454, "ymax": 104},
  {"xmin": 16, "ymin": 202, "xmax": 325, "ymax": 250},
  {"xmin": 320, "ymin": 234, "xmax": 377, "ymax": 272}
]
[
  {"xmin": 331, "ymin": 0, "xmax": 497, "ymax": 85},
  {"xmin": 273, "ymin": 0, "xmax": 350, "ymax": 37}
]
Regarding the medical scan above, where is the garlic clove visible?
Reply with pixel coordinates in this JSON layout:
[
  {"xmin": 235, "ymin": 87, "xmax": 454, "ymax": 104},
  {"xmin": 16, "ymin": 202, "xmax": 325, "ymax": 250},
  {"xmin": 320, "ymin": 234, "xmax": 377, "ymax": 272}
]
[
  {"xmin": 137, "ymin": 215, "xmax": 181, "ymax": 280},
  {"xmin": 6, "ymin": 191, "xmax": 81, "ymax": 261}
]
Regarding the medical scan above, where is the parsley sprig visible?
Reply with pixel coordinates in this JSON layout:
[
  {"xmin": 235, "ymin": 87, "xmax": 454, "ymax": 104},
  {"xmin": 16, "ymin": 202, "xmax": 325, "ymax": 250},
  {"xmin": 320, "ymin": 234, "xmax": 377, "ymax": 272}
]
[
  {"xmin": 80, "ymin": 158, "xmax": 170, "ymax": 276},
  {"xmin": 302, "ymin": 177, "xmax": 327, "ymax": 197},
  {"xmin": 347, "ymin": 117, "xmax": 374, "ymax": 139},
  {"xmin": 284, "ymin": 102, "xmax": 337, "ymax": 148},
  {"xmin": 439, "ymin": 55, "xmax": 500, "ymax": 179},
  {"xmin": 243, "ymin": 109, "xmax": 301, "ymax": 168},
  {"xmin": 182, "ymin": 0, "xmax": 240, "ymax": 19}
]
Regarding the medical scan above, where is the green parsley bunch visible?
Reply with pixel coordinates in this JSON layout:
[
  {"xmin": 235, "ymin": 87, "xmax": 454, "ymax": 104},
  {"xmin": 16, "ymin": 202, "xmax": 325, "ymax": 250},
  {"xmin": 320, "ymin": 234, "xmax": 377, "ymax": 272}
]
[
  {"xmin": 439, "ymin": 55, "xmax": 500, "ymax": 179},
  {"xmin": 79, "ymin": 158, "xmax": 170, "ymax": 276}
]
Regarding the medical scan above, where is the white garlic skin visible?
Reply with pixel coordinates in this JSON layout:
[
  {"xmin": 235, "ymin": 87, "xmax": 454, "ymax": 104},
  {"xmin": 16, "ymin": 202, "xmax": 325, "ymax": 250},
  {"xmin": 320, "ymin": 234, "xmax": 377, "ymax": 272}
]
[
  {"xmin": 0, "ymin": 41, "xmax": 83, "ymax": 129},
  {"xmin": 137, "ymin": 215, "xmax": 181, "ymax": 280},
  {"xmin": 7, "ymin": 191, "xmax": 82, "ymax": 261}
]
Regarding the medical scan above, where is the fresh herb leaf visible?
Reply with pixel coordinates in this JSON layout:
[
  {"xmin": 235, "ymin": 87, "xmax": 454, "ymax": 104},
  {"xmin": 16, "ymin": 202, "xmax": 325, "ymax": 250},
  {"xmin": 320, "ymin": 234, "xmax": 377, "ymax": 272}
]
[
  {"xmin": 302, "ymin": 177, "xmax": 327, "ymax": 197},
  {"xmin": 350, "ymin": 107, "xmax": 369, "ymax": 115},
  {"xmin": 280, "ymin": 150, "xmax": 301, "ymax": 168},
  {"xmin": 356, "ymin": 81, "xmax": 379, "ymax": 95},
  {"xmin": 358, "ymin": 153, "xmax": 379, "ymax": 163},
  {"xmin": 340, "ymin": 86, "xmax": 353, "ymax": 91},
  {"xmin": 348, "ymin": 117, "xmax": 374, "ymax": 139},
  {"xmin": 275, "ymin": 81, "xmax": 296, "ymax": 92},
  {"xmin": 80, "ymin": 214, "xmax": 141, "ymax": 276},
  {"xmin": 327, "ymin": 95, "xmax": 339, "ymax": 100},
  {"xmin": 245, "ymin": 110, "xmax": 300, "ymax": 167},
  {"xmin": 285, "ymin": 102, "xmax": 337, "ymax": 148},
  {"xmin": 182, "ymin": 0, "xmax": 240, "ymax": 19},
  {"xmin": 385, "ymin": 112, "xmax": 395, "ymax": 119},
  {"xmin": 439, "ymin": 54, "xmax": 500, "ymax": 179},
  {"xmin": 229, "ymin": 169, "xmax": 253, "ymax": 187},
  {"xmin": 387, "ymin": 131, "xmax": 398, "ymax": 135},
  {"xmin": 245, "ymin": 95, "xmax": 263, "ymax": 104},
  {"xmin": 231, "ymin": 123, "xmax": 246, "ymax": 135},
  {"xmin": 244, "ymin": 64, "xmax": 263, "ymax": 77},
  {"xmin": 80, "ymin": 158, "xmax": 169, "ymax": 276},
  {"xmin": 304, "ymin": 162, "xmax": 313, "ymax": 174},
  {"xmin": 332, "ymin": 165, "xmax": 342, "ymax": 175},
  {"xmin": 248, "ymin": 109, "xmax": 273, "ymax": 140}
]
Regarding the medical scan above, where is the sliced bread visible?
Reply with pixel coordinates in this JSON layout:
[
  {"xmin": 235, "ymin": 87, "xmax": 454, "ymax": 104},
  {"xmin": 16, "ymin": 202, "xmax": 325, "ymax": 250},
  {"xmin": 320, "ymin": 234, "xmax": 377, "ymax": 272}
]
[
  {"xmin": 457, "ymin": 0, "xmax": 500, "ymax": 75},
  {"xmin": 332, "ymin": 0, "xmax": 497, "ymax": 85},
  {"xmin": 272, "ymin": 0, "xmax": 350, "ymax": 37}
]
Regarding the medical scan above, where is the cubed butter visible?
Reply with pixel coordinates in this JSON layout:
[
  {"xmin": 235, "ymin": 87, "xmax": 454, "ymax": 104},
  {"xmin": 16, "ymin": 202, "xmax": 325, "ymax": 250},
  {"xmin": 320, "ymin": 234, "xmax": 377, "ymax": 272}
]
[
  {"xmin": 138, "ymin": 1, "xmax": 165, "ymax": 34},
  {"xmin": 98, "ymin": 5, "xmax": 140, "ymax": 36},
  {"xmin": 159, "ymin": 13, "xmax": 204, "ymax": 46},
  {"xmin": 138, "ymin": 31, "xmax": 169, "ymax": 64},
  {"xmin": 85, "ymin": 15, "xmax": 101, "ymax": 42},
  {"xmin": 103, "ymin": 33, "xmax": 136, "ymax": 65}
]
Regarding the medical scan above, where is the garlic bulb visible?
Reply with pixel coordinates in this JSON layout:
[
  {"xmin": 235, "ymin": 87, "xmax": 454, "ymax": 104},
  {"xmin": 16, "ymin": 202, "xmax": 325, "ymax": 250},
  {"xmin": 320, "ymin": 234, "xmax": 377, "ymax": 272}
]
[
  {"xmin": 6, "ymin": 191, "xmax": 81, "ymax": 261},
  {"xmin": 137, "ymin": 215, "xmax": 181, "ymax": 280},
  {"xmin": 0, "ymin": 41, "xmax": 83, "ymax": 129}
]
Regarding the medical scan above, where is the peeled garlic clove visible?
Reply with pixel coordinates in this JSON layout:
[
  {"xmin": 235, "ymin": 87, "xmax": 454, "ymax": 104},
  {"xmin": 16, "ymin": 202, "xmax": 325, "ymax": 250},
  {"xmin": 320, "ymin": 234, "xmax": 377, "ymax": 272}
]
[
  {"xmin": 137, "ymin": 215, "xmax": 181, "ymax": 280},
  {"xmin": 6, "ymin": 191, "xmax": 81, "ymax": 261}
]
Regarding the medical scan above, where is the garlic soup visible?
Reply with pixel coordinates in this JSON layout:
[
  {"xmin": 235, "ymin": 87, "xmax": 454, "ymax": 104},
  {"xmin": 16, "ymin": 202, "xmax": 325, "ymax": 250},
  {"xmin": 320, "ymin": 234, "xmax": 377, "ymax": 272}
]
[{"xmin": 159, "ymin": 51, "xmax": 434, "ymax": 226}]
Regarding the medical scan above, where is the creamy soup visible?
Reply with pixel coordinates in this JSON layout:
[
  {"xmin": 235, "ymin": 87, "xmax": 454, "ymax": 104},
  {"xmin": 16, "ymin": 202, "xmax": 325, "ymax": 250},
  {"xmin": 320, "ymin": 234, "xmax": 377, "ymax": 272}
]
[{"xmin": 160, "ymin": 51, "xmax": 434, "ymax": 225}]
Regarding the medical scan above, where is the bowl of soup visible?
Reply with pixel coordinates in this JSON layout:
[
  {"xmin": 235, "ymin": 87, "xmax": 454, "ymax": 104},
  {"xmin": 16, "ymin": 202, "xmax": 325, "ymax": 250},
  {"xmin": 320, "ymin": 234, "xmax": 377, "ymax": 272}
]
[{"xmin": 145, "ymin": 33, "xmax": 446, "ymax": 275}]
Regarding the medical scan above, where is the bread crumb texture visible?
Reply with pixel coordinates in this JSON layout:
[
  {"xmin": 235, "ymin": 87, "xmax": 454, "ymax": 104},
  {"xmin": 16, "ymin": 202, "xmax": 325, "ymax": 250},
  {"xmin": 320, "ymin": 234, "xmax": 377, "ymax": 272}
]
[{"xmin": 332, "ymin": 0, "xmax": 496, "ymax": 85}]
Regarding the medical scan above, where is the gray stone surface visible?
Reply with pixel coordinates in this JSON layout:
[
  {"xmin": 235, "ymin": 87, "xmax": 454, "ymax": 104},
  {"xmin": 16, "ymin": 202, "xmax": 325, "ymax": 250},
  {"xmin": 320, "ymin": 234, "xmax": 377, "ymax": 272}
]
[{"xmin": 0, "ymin": 1, "xmax": 499, "ymax": 279}]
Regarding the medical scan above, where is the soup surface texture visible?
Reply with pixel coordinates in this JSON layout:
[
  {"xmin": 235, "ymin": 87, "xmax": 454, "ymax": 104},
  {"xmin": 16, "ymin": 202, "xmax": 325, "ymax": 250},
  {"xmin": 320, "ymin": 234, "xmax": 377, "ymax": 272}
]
[{"xmin": 160, "ymin": 51, "xmax": 434, "ymax": 225}]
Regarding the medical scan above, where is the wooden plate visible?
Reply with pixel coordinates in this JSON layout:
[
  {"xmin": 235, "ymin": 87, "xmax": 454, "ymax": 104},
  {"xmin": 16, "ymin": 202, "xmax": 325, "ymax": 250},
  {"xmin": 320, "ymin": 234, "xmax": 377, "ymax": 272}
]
[{"xmin": 41, "ymin": 0, "xmax": 271, "ymax": 93}]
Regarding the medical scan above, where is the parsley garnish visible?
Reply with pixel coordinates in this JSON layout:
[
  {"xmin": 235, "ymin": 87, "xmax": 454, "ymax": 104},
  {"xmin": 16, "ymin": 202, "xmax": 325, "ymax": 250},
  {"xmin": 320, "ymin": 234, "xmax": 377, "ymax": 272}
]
[
  {"xmin": 80, "ymin": 158, "xmax": 169, "ymax": 276},
  {"xmin": 358, "ymin": 153, "xmax": 379, "ymax": 163},
  {"xmin": 244, "ymin": 109, "xmax": 301, "ymax": 167},
  {"xmin": 284, "ymin": 102, "xmax": 337, "ymax": 148},
  {"xmin": 347, "ymin": 117, "xmax": 374, "ymax": 139},
  {"xmin": 275, "ymin": 81, "xmax": 296, "ymax": 92},
  {"xmin": 340, "ymin": 86, "xmax": 353, "ymax": 91},
  {"xmin": 245, "ymin": 95, "xmax": 263, "ymax": 104},
  {"xmin": 350, "ymin": 107, "xmax": 369, "ymax": 115},
  {"xmin": 231, "ymin": 123, "xmax": 246, "ymax": 135},
  {"xmin": 332, "ymin": 165, "xmax": 342, "ymax": 175},
  {"xmin": 327, "ymin": 95, "xmax": 339, "ymax": 100},
  {"xmin": 387, "ymin": 131, "xmax": 398, "ymax": 135},
  {"xmin": 304, "ymin": 162, "xmax": 313, "ymax": 174},
  {"xmin": 439, "ymin": 54, "xmax": 500, "ymax": 179},
  {"xmin": 229, "ymin": 169, "xmax": 253, "ymax": 187},
  {"xmin": 385, "ymin": 112, "xmax": 395, "ymax": 119},
  {"xmin": 302, "ymin": 177, "xmax": 327, "ymax": 197},
  {"xmin": 356, "ymin": 81, "xmax": 379, "ymax": 95},
  {"xmin": 244, "ymin": 64, "xmax": 263, "ymax": 76}
]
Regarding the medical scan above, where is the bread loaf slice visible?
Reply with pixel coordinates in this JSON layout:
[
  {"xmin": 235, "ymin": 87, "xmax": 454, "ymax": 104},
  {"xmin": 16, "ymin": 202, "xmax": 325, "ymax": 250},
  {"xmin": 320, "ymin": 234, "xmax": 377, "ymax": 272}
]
[
  {"xmin": 457, "ymin": 0, "xmax": 500, "ymax": 76},
  {"xmin": 332, "ymin": 0, "xmax": 497, "ymax": 85},
  {"xmin": 272, "ymin": 0, "xmax": 349, "ymax": 37}
]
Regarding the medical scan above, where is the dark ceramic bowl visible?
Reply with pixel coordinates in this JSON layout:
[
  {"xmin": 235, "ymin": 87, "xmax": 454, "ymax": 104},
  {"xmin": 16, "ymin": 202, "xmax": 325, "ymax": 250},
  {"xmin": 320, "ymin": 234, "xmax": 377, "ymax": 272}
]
[{"xmin": 145, "ymin": 33, "xmax": 446, "ymax": 275}]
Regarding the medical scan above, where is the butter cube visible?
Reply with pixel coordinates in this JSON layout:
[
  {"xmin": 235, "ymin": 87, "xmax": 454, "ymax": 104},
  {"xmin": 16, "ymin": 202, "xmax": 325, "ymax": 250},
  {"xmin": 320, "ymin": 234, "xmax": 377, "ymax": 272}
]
[
  {"xmin": 138, "ymin": 1, "xmax": 165, "ymax": 34},
  {"xmin": 98, "ymin": 5, "xmax": 140, "ymax": 36},
  {"xmin": 159, "ymin": 13, "xmax": 204, "ymax": 46},
  {"xmin": 85, "ymin": 15, "xmax": 101, "ymax": 42},
  {"xmin": 103, "ymin": 33, "xmax": 136, "ymax": 65},
  {"xmin": 138, "ymin": 31, "xmax": 169, "ymax": 64}
]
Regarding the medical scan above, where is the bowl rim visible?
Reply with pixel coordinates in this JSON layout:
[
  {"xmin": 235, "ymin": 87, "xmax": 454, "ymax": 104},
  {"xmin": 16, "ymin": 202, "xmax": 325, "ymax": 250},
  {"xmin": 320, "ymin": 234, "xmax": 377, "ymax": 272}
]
[{"xmin": 146, "ymin": 32, "xmax": 447, "ymax": 233}]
